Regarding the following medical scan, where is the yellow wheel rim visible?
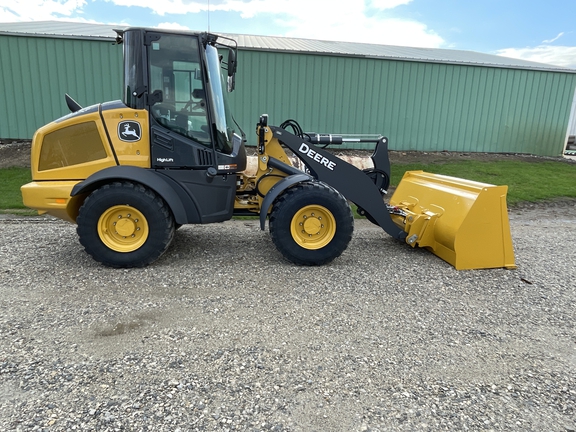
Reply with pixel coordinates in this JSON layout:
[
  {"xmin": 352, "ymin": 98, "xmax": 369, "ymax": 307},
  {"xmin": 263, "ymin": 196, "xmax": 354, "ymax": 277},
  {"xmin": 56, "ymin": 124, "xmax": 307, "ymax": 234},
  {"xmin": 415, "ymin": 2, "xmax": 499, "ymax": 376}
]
[
  {"xmin": 97, "ymin": 205, "xmax": 149, "ymax": 253},
  {"xmin": 290, "ymin": 204, "xmax": 336, "ymax": 250}
]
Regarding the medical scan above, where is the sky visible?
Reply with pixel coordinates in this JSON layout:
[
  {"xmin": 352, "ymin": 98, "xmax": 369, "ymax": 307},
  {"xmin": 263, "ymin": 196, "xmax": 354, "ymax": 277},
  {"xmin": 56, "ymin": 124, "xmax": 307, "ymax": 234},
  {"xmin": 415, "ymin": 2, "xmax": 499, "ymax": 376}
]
[{"xmin": 1, "ymin": 0, "xmax": 576, "ymax": 68}]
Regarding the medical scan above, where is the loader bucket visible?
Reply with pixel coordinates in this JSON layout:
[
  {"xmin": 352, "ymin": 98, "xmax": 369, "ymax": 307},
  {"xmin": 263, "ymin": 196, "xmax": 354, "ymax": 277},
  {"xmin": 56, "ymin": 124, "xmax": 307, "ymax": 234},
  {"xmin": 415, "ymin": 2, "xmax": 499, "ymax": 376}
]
[{"xmin": 389, "ymin": 171, "xmax": 516, "ymax": 270}]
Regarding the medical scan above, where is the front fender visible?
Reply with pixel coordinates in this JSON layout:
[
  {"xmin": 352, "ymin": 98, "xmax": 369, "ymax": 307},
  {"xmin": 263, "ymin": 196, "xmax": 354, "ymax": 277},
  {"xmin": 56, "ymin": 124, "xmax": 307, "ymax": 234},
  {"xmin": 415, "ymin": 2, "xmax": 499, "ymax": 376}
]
[
  {"xmin": 71, "ymin": 166, "xmax": 196, "ymax": 224},
  {"xmin": 259, "ymin": 173, "xmax": 313, "ymax": 230}
]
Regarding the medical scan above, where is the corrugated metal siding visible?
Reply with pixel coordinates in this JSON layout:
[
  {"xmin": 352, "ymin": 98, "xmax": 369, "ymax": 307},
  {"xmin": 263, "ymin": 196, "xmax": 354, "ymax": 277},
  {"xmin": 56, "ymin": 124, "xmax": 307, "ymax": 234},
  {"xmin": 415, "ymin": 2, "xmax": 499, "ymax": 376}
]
[
  {"xmin": 0, "ymin": 35, "xmax": 122, "ymax": 139},
  {"xmin": 229, "ymin": 50, "xmax": 576, "ymax": 155}
]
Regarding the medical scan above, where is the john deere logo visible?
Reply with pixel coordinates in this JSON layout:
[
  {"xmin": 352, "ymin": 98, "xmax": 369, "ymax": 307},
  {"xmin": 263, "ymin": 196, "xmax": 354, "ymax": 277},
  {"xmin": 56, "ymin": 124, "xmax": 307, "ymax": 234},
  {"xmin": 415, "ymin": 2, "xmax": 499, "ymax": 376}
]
[{"xmin": 118, "ymin": 121, "xmax": 141, "ymax": 142}]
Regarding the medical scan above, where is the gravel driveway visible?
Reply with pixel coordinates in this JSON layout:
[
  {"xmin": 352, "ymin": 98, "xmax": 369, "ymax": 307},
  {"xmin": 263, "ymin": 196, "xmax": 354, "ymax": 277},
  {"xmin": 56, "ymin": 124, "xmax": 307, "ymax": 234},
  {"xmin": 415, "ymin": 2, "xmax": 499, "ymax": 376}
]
[{"xmin": 1, "ymin": 204, "xmax": 575, "ymax": 431}]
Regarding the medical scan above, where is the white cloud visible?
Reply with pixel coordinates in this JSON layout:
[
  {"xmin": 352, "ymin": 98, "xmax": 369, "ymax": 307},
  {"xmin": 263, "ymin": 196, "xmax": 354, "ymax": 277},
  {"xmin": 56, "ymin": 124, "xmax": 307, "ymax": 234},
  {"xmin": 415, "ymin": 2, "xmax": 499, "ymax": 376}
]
[
  {"xmin": 542, "ymin": 32, "xmax": 564, "ymax": 44},
  {"xmin": 104, "ymin": 0, "xmax": 444, "ymax": 48},
  {"xmin": 247, "ymin": 0, "xmax": 443, "ymax": 48},
  {"xmin": 253, "ymin": 0, "xmax": 443, "ymax": 48},
  {"xmin": 0, "ymin": 0, "xmax": 442, "ymax": 48},
  {"xmin": 280, "ymin": 14, "xmax": 443, "ymax": 48},
  {"xmin": 0, "ymin": 0, "xmax": 85, "ymax": 22},
  {"xmin": 156, "ymin": 22, "xmax": 191, "ymax": 30},
  {"xmin": 249, "ymin": 0, "xmax": 443, "ymax": 48},
  {"xmin": 105, "ymin": 0, "xmax": 206, "ymax": 16},
  {"xmin": 370, "ymin": 0, "xmax": 413, "ymax": 9},
  {"xmin": 497, "ymin": 45, "xmax": 576, "ymax": 69}
]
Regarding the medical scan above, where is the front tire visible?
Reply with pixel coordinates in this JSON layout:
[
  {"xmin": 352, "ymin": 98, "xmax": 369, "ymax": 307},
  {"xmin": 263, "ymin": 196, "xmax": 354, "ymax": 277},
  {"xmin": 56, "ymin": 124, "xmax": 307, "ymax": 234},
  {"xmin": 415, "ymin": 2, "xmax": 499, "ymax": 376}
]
[
  {"xmin": 269, "ymin": 182, "xmax": 353, "ymax": 265},
  {"xmin": 77, "ymin": 181, "xmax": 175, "ymax": 268}
]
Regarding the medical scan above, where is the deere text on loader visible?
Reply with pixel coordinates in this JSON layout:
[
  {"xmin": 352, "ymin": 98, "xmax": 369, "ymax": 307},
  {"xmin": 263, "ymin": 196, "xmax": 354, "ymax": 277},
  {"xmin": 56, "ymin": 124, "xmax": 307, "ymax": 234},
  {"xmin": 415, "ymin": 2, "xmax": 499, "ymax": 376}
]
[{"xmin": 21, "ymin": 28, "xmax": 516, "ymax": 270}]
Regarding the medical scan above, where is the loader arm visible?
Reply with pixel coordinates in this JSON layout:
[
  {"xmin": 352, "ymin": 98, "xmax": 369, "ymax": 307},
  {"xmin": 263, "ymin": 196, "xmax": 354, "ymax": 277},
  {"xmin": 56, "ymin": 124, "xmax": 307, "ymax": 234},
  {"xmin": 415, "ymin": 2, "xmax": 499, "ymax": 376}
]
[{"xmin": 270, "ymin": 126, "xmax": 407, "ymax": 241}]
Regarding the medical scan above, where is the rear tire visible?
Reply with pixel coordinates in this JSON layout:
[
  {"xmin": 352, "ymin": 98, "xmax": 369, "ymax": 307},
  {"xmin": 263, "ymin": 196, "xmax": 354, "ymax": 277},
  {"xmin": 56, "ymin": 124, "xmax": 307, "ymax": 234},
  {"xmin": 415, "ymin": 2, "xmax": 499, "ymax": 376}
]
[
  {"xmin": 77, "ymin": 181, "xmax": 175, "ymax": 268},
  {"xmin": 269, "ymin": 182, "xmax": 353, "ymax": 265}
]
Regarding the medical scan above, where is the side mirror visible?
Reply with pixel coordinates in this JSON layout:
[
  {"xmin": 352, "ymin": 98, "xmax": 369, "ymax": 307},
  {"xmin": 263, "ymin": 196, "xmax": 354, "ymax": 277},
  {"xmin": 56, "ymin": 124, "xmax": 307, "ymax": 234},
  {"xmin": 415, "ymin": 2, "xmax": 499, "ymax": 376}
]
[
  {"xmin": 227, "ymin": 48, "xmax": 237, "ymax": 92},
  {"xmin": 228, "ymin": 48, "xmax": 237, "ymax": 77}
]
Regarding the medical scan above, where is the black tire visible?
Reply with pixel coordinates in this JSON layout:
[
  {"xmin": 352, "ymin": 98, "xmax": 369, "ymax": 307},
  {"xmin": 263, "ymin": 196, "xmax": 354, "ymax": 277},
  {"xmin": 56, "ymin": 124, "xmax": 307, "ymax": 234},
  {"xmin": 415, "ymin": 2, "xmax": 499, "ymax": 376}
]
[
  {"xmin": 269, "ymin": 182, "xmax": 354, "ymax": 265},
  {"xmin": 76, "ymin": 181, "xmax": 175, "ymax": 268}
]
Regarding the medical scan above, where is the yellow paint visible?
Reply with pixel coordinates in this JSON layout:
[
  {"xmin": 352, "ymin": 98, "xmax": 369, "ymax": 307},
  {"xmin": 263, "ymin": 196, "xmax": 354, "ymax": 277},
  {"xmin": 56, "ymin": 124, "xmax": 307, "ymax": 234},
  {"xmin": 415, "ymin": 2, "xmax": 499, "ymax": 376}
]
[
  {"xmin": 102, "ymin": 108, "xmax": 151, "ymax": 168},
  {"xmin": 20, "ymin": 181, "xmax": 83, "ymax": 223},
  {"xmin": 97, "ymin": 205, "xmax": 149, "ymax": 252},
  {"xmin": 390, "ymin": 171, "xmax": 516, "ymax": 270},
  {"xmin": 23, "ymin": 104, "xmax": 155, "ymax": 222},
  {"xmin": 256, "ymin": 128, "xmax": 290, "ymax": 197},
  {"xmin": 234, "ymin": 125, "xmax": 293, "ymax": 213},
  {"xmin": 290, "ymin": 204, "xmax": 336, "ymax": 250},
  {"xmin": 31, "ymin": 112, "xmax": 116, "ymax": 181}
]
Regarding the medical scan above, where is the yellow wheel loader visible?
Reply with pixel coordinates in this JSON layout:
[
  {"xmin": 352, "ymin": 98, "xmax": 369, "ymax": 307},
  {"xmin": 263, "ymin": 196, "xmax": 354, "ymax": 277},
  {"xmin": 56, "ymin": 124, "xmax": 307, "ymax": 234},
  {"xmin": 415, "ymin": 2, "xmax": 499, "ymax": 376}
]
[{"xmin": 21, "ymin": 28, "xmax": 516, "ymax": 270}]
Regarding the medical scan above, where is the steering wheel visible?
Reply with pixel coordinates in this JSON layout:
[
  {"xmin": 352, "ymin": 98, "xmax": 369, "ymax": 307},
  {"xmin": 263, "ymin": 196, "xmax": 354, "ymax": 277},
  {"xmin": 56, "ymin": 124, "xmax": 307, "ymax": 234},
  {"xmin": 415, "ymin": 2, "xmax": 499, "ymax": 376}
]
[
  {"xmin": 151, "ymin": 103, "xmax": 176, "ymax": 120},
  {"xmin": 183, "ymin": 99, "xmax": 207, "ymax": 114}
]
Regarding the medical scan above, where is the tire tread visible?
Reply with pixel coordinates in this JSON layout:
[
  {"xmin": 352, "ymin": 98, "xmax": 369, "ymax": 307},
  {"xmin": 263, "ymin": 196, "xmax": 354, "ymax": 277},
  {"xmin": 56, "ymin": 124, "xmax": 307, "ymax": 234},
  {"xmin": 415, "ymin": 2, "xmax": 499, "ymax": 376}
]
[
  {"xmin": 76, "ymin": 181, "xmax": 174, "ymax": 268},
  {"xmin": 269, "ymin": 182, "xmax": 353, "ymax": 265}
]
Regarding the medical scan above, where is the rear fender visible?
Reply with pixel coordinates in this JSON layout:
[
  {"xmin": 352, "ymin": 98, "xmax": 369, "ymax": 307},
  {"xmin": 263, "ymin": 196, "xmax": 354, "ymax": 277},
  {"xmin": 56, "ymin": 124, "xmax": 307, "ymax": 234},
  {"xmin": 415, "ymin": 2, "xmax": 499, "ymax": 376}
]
[{"xmin": 70, "ymin": 166, "xmax": 198, "ymax": 224}]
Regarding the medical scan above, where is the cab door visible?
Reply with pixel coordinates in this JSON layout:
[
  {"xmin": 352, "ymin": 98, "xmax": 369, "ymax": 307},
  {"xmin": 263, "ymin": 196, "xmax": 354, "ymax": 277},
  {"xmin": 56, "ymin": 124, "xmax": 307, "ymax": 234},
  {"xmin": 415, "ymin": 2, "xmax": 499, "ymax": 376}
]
[
  {"xmin": 145, "ymin": 31, "xmax": 236, "ymax": 223},
  {"xmin": 146, "ymin": 32, "xmax": 215, "ymax": 169}
]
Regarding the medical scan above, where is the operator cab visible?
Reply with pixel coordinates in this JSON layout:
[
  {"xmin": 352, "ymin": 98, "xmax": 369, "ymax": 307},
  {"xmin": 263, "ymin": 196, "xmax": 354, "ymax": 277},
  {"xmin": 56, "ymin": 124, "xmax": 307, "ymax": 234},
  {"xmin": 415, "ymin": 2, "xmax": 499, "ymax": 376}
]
[{"xmin": 117, "ymin": 28, "xmax": 245, "ymax": 172}]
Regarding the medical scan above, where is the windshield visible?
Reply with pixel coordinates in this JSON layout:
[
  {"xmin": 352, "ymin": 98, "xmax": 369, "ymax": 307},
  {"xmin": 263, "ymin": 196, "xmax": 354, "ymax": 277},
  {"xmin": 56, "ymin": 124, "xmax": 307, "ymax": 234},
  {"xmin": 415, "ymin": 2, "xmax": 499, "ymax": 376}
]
[{"xmin": 205, "ymin": 44, "xmax": 235, "ymax": 154}]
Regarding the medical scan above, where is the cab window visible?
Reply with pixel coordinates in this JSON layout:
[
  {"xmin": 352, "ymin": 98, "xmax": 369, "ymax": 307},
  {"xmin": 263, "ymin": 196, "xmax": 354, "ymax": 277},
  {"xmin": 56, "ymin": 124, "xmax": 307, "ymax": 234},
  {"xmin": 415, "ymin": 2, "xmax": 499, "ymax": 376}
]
[{"xmin": 148, "ymin": 34, "xmax": 210, "ymax": 146}]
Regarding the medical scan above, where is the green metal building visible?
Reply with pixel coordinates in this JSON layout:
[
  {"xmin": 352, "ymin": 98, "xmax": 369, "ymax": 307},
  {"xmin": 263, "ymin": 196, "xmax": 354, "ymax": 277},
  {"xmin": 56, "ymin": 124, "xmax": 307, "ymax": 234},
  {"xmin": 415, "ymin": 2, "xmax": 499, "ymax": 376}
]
[
  {"xmin": 0, "ymin": 23, "xmax": 123, "ymax": 141},
  {"xmin": 2, "ymin": 21, "xmax": 576, "ymax": 156}
]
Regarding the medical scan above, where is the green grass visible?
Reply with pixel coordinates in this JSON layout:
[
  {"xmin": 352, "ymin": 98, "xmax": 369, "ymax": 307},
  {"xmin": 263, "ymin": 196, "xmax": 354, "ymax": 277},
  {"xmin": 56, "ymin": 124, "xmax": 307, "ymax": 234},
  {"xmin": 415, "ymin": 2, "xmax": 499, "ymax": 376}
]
[
  {"xmin": 391, "ymin": 160, "xmax": 576, "ymax": 206},
  {"xmin": 0, "ymin": 160, "xmax": 574, "ymax": 213},
  {"xmin": 0, "ymin": 167, "xmax": 31, "ymax": 211}
]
